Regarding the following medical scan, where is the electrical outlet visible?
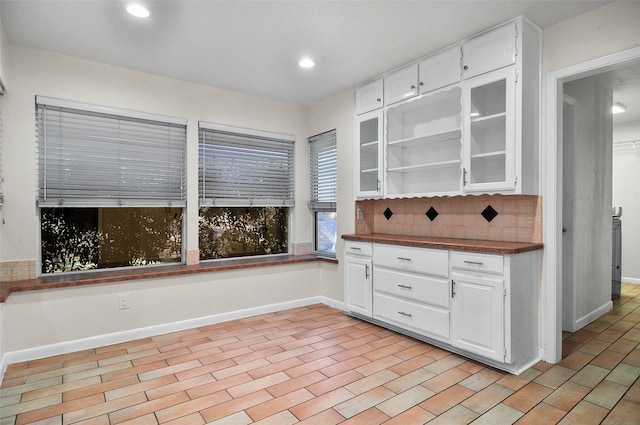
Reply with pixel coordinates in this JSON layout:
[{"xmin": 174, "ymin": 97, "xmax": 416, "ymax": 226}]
[
  {"xmin": 118, "ymin": 293, "xmax": 130, "ymax": 310},
  {"xmin": 357, "ymin": 208, "xmax": 363, "ymax": 220}
]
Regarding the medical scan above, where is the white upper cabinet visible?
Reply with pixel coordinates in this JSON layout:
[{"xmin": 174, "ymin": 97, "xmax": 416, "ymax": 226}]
[
  {"xmin": 353, "ymin": 16, "xmax": 540, "ymax": 198},
  {"xmin": 462, "ymin": 67, "xmax": 516, "ymax": 192},
  {"xmin": 384, "ymin": 64, "xmax": 419, "ymax": 106},
  {"xmin": 419, "ymin": 46, "xmax": 462, "ymax": 94},
  {"xmin": 356, "ymin": 109, "xmax": 384, "ymax": 198},
  {"xmin": 355, "ymin": 78, "xmax": 384, "ymax": 115},
  {"xmin": 462, "ymin": 21, "xmax": 517, "ymax": 79}
]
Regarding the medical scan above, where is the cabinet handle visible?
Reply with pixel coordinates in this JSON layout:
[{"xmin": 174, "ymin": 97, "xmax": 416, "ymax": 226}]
[
  {"xmin": 397, "ymin": 284, "xmax": 412, "ymax": 290},
  {"xmin": 398, "ymin": 311, "xmax": 412, "ymax": 318},
  {"xmin": 451, "ymin": 279, "xmax": 456, "ymax": 298},
  {"xmin": 350, "ymin": 247, "xmax": 361, "ymax": 251},
  {"xmin": 376, "ymin": 98, "xmax": 381, "ymax": 102},
  {"xmin": 365, "ymin": 264, "xmax": 370, "ymax": 279},
  {"xmin": 463, "ymin": 65, "xmax": 469, "ymax": 70},
  {"xmin": 410, "ymin": 85, "xmax": 416, "ymax": 90},
  {"xmin": 397, "ymin": 257, "xmax": 412, "ymax": 261},
  {"xmin": 463, "ymin": 260, "xmax": 484, "ymax": 266},
  {"xmin": 463, "ymin": 168, "xmax": 468, "ymax": 185},
  {"xmin": 419, "ymin": 81, "xmax": 424, "ymax": 86},
  {"xmin": 377, "ymin": 179, "xmax": 381, "ymax": 192}
]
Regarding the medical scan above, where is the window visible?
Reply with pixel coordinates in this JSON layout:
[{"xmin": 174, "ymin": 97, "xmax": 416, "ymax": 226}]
[
  {"xmin": 36, "ymin": 96, "xmax": 186, "ymax": 273},
  {"xmin": 309, "ymin": 130, "xmax": 337, "ymax": 255},
  {"xmin": 198, "ymin": 122, "xmax": 294, "ymax": 259}
]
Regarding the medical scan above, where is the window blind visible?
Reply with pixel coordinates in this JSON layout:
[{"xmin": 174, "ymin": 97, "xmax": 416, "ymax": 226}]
[
  {"xmin": 36, "ymin": 97, "xmax": 187, "ymax": 207},
  {"xmin": 199, "ymin": 122, "xmax": 295, "ymax": 207},
  {"xmin": 309, "ymin": 129, "xmax": 337, "ymax": 210}
]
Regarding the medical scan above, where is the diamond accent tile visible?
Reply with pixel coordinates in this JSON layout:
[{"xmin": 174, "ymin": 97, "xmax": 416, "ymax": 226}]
[
  {"xmin": 481, "ymin": 205, "xmax": 499, "ymax": 223},
  {"xmin": 426, "ymin": 207, "xmax": 439, "ymax": 222},
  {"xmin": 383, "ymin": 207, "xmax": 393, "ymax": 220}
]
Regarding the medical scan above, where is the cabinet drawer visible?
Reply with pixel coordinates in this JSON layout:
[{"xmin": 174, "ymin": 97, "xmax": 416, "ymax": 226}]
[
  {"xmin": 345, "ymin": 241, "xmax": 373, "ymax": 257},
  {"xmin": 374, "ymin": 293, "xmax": 449, "ymax": 342},
  {"xmin": 451, "ymin": 251, "xmax": 503, "ymax": 275},
  {"xmin": 374, "ymin": 268, "xmax": 449, "ymax": 309},
  {"xmin": 374, "ymin": 244, "xmax": 448, "ymax": 277}
]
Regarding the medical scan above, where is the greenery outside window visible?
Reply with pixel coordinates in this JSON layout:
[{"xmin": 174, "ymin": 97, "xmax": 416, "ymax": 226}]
[
  {"xmin": 198, "ymin": 122, "xmax": 294, "ymax": 260},
  {"xmin": 309, "ymin": 130, "xmax": 337, "ymax": 255},
  {"xmin": 36, "ymin": 97, "xmax": 187, "ymax": 274}
]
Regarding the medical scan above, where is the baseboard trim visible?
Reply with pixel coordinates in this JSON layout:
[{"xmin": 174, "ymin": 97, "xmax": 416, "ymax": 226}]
[
  {"xmin": 622, "ymin": 277, "xmax": 640, "ymax": 285},
  {"xmin": 1, "ymin": 296, "xmax": 345, "ymax": 383},
  {"xmin": 574, "ymin": 300, "xmax": 614, "ymax": 331}
]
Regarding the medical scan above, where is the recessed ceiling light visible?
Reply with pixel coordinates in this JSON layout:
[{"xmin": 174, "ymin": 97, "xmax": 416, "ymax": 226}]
[
  {"xmin": 126, "ymin": 3, "xmax": 150, "ymax": 18},
  {"xmin": 612, "ymin": 103, "xmax": 626, "ymax": 114},
  {"xmin": 298, "ymin": 58, "xmax": 316, "ymax": 69}
]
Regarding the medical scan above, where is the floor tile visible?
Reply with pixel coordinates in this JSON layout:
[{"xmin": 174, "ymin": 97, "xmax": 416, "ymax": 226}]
[
  {"xmin": 502, "ymin": 382, "xmax": 553, "ymax": 413},
  {"xmin": 2, "ymin": 288, "xmax": 640, "ymax": 425},
  {"xmin": 544, "ymin": 381, "xmax": 592, "ymax": 412},
  {"xmin": 557, "ymin": 400, "xmax": 609, "ymax": 425},
  {"xmin": 513, "ymin": 402, "xmax": 566, "ymax": 425}
]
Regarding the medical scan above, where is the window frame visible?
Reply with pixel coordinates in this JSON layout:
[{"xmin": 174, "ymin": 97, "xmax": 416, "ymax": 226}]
[
  {"xmin": 198, "ymin": 122, "xmax": 295, "ymax": 260},
  {"xmin": 35, "ymin": 96, "xmax": 188, "ymax": 275},
  {"xmin": 309, "ymin": 129, "xmax": 337, "ymax": 257}
]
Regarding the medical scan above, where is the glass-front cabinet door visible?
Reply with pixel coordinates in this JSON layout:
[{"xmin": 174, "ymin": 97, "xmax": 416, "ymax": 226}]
[
  {"xmin": 356, "ymin": 110, "xmax": 383, "ymax": 198},
  {"xmin": 463, "ymin": 67, "xmax": 516, "ymax": 192}
]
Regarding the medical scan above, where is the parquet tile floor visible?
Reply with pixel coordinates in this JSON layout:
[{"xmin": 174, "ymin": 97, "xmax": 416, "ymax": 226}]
[{"xmin": 2, "ymin": 284, "xmax": 640, "ymax": 424}]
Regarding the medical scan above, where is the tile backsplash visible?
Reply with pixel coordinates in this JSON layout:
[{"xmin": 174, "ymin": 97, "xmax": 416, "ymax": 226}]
[
  {"xmin": 355, "ymin": 194, "xmax": 542, "ymax": 244},
  {"xmin": 0, "ymin": 260, "xmax": 37, "ymax": 282}
]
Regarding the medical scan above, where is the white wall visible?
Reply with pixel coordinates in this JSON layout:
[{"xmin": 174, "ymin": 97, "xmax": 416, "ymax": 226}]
[
  {"xmin": 306, "ymin": 89, "xmax": 355, "ymax": 302},
  {"xmin": 0, "ymin": 43, "xmax": 344, "ymax": 367},
  {"xmin": 562, "ymin": 76, "xmax": 613, "ymax": 331},
  {"xmin": 613, "ymin": 120, "xmax": 640, "ymax": 283},
  {"xmin": 541, "ymin": 0, "xmax": 640, "ymax": 360}
]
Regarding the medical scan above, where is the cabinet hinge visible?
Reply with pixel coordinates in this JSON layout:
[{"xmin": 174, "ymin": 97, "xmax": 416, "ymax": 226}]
[
  {"xmin": 515, "ymin": 73, "xmax": 518, "ymax": 83},
  {"xmin": 504, "ymin": 347, "xmax": 508, "ymax": 358}
]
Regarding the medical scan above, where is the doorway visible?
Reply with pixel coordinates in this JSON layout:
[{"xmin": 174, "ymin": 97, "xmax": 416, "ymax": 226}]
[{"xmin": 545, "ymin": 46, "xmax": 640, "ymax": 364}]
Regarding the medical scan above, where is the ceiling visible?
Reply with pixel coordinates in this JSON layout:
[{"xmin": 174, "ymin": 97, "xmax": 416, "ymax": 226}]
[{"xmin": 0, "ymin": 0, "xmax": 612, "ymax": 105}]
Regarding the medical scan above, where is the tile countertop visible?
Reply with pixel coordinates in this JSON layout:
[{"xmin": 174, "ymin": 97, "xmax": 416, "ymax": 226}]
[{"xmin": 342, "ymin": 233, "xmax": 543, "ymax": 255}]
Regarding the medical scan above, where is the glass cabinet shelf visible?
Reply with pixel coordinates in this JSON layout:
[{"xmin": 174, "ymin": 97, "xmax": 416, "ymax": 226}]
[
  {"xmin": 388, "ymin": 128, "xmax": 462, "ymax": 149},
  {"xmin": 388, "ymin": 159, "xmax": 461, "ymax": 173}
]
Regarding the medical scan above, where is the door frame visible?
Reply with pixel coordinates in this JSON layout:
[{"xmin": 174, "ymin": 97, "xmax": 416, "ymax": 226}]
[{"xmin": 543, "ymin": 46, "xmax": 640, "ymax": 363}]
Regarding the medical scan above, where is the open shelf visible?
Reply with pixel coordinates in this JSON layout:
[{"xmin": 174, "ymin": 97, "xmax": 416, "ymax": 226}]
[{"xmin": 388, "ymin": 128, "xmax": 462, "ymax": 149}]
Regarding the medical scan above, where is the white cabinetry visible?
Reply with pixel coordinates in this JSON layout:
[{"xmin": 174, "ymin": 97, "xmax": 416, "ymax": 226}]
[
  {"xmin": 343, "ymin": 240, "xmax": 542, "ymax": 374},
  {"xmin": 353, "ymin": 16, "xmax": 540, "ymax": 199},
  {"xmin": 385, "ymin": 86, "xmax": 462, "ymax": 196},
  {"xmin": 462, "ymin": 21, "xmax": 516, "ymax": 79},
  {"xmin": 462, "ymin": 67, "xmax": 516, "ymax": 192},
  {"xmin": 356, "ymin": 110, "xmax": 384, "ymax": 197},
  {"xmin": 373, "ymin": 244, "xmax": 450, "ymax": 342},
  {"xmin": 450, "ymin": 252, "xmax": 505, "ymax": 362},
  {"xmin": 384, "ymin": 64, "xmax": 419, "ymax": 106},
  {"xmin": 355, "ymin": 78, "xmax": 384, "ymax": 115},
  {"xmin": 419, "ymin": 46, "xmax": 462, "ymax": 94},
  {"xmin": 344, "ymin": 241, "xmax": 373, "ymax": 317}
]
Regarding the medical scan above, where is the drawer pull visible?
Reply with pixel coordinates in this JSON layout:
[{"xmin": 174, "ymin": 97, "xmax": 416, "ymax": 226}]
[
  {"xmin": 397, "ymin": 284, "xmax": 412, "ymax": 290},
  {"xmin": 397, "ymin": 257, "xmax": 412, "ymax": 261},
  {"xmin": 463, "ymin": 260, "xmax": 484, "ymax": 266},
  {"xmin": 350, "ymin": 247, "xmax": 362, "ymax": 251},
  {"xmin": 398, "ymin": 311, "xmax": 413, "ymax": 318}
]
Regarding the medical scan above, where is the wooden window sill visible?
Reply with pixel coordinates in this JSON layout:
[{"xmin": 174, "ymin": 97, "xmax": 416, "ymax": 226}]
[{"xmin": 0, "ymin": 255, "xmax": 338, "ymax": 303}]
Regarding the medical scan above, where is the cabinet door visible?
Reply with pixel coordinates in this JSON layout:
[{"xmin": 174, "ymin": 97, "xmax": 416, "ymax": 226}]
[
  {"xmin": 384, "ymin": 64, "xmax": 418, "ymax": 106},
  {"xmin": 419, "ymin": 46, "xmax": 462, "ymax": 94},
  {"xmin": 451, "ymin": 272, "xmax": 504, "ymax": 362},
  {"xmin": 356, "ymin": 79, "xmax": 384, "ymax": 115},
  {"xmin": 462, "ymin": 21, "xmax": 516, "ymax": 79},
  {"xmin": 462, "ymin": 67, "xmax": 516, "ymax": 192},
  {"xmin": 356, "ymin": 110, "xmax": 383, "ymax": 198},
  {"xmin": 345, "ymin": 256, "xmax": 373, "ymax": 317}
]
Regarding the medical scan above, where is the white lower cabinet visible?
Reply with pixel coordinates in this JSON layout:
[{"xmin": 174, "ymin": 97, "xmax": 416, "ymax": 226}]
[
  {"xmin": 344, "ymin": 240, "xmax": 541, "ymax": 374},
  {"xmin": 344, "ymin": 241, "xmax": 373, "ymax": 318}
]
